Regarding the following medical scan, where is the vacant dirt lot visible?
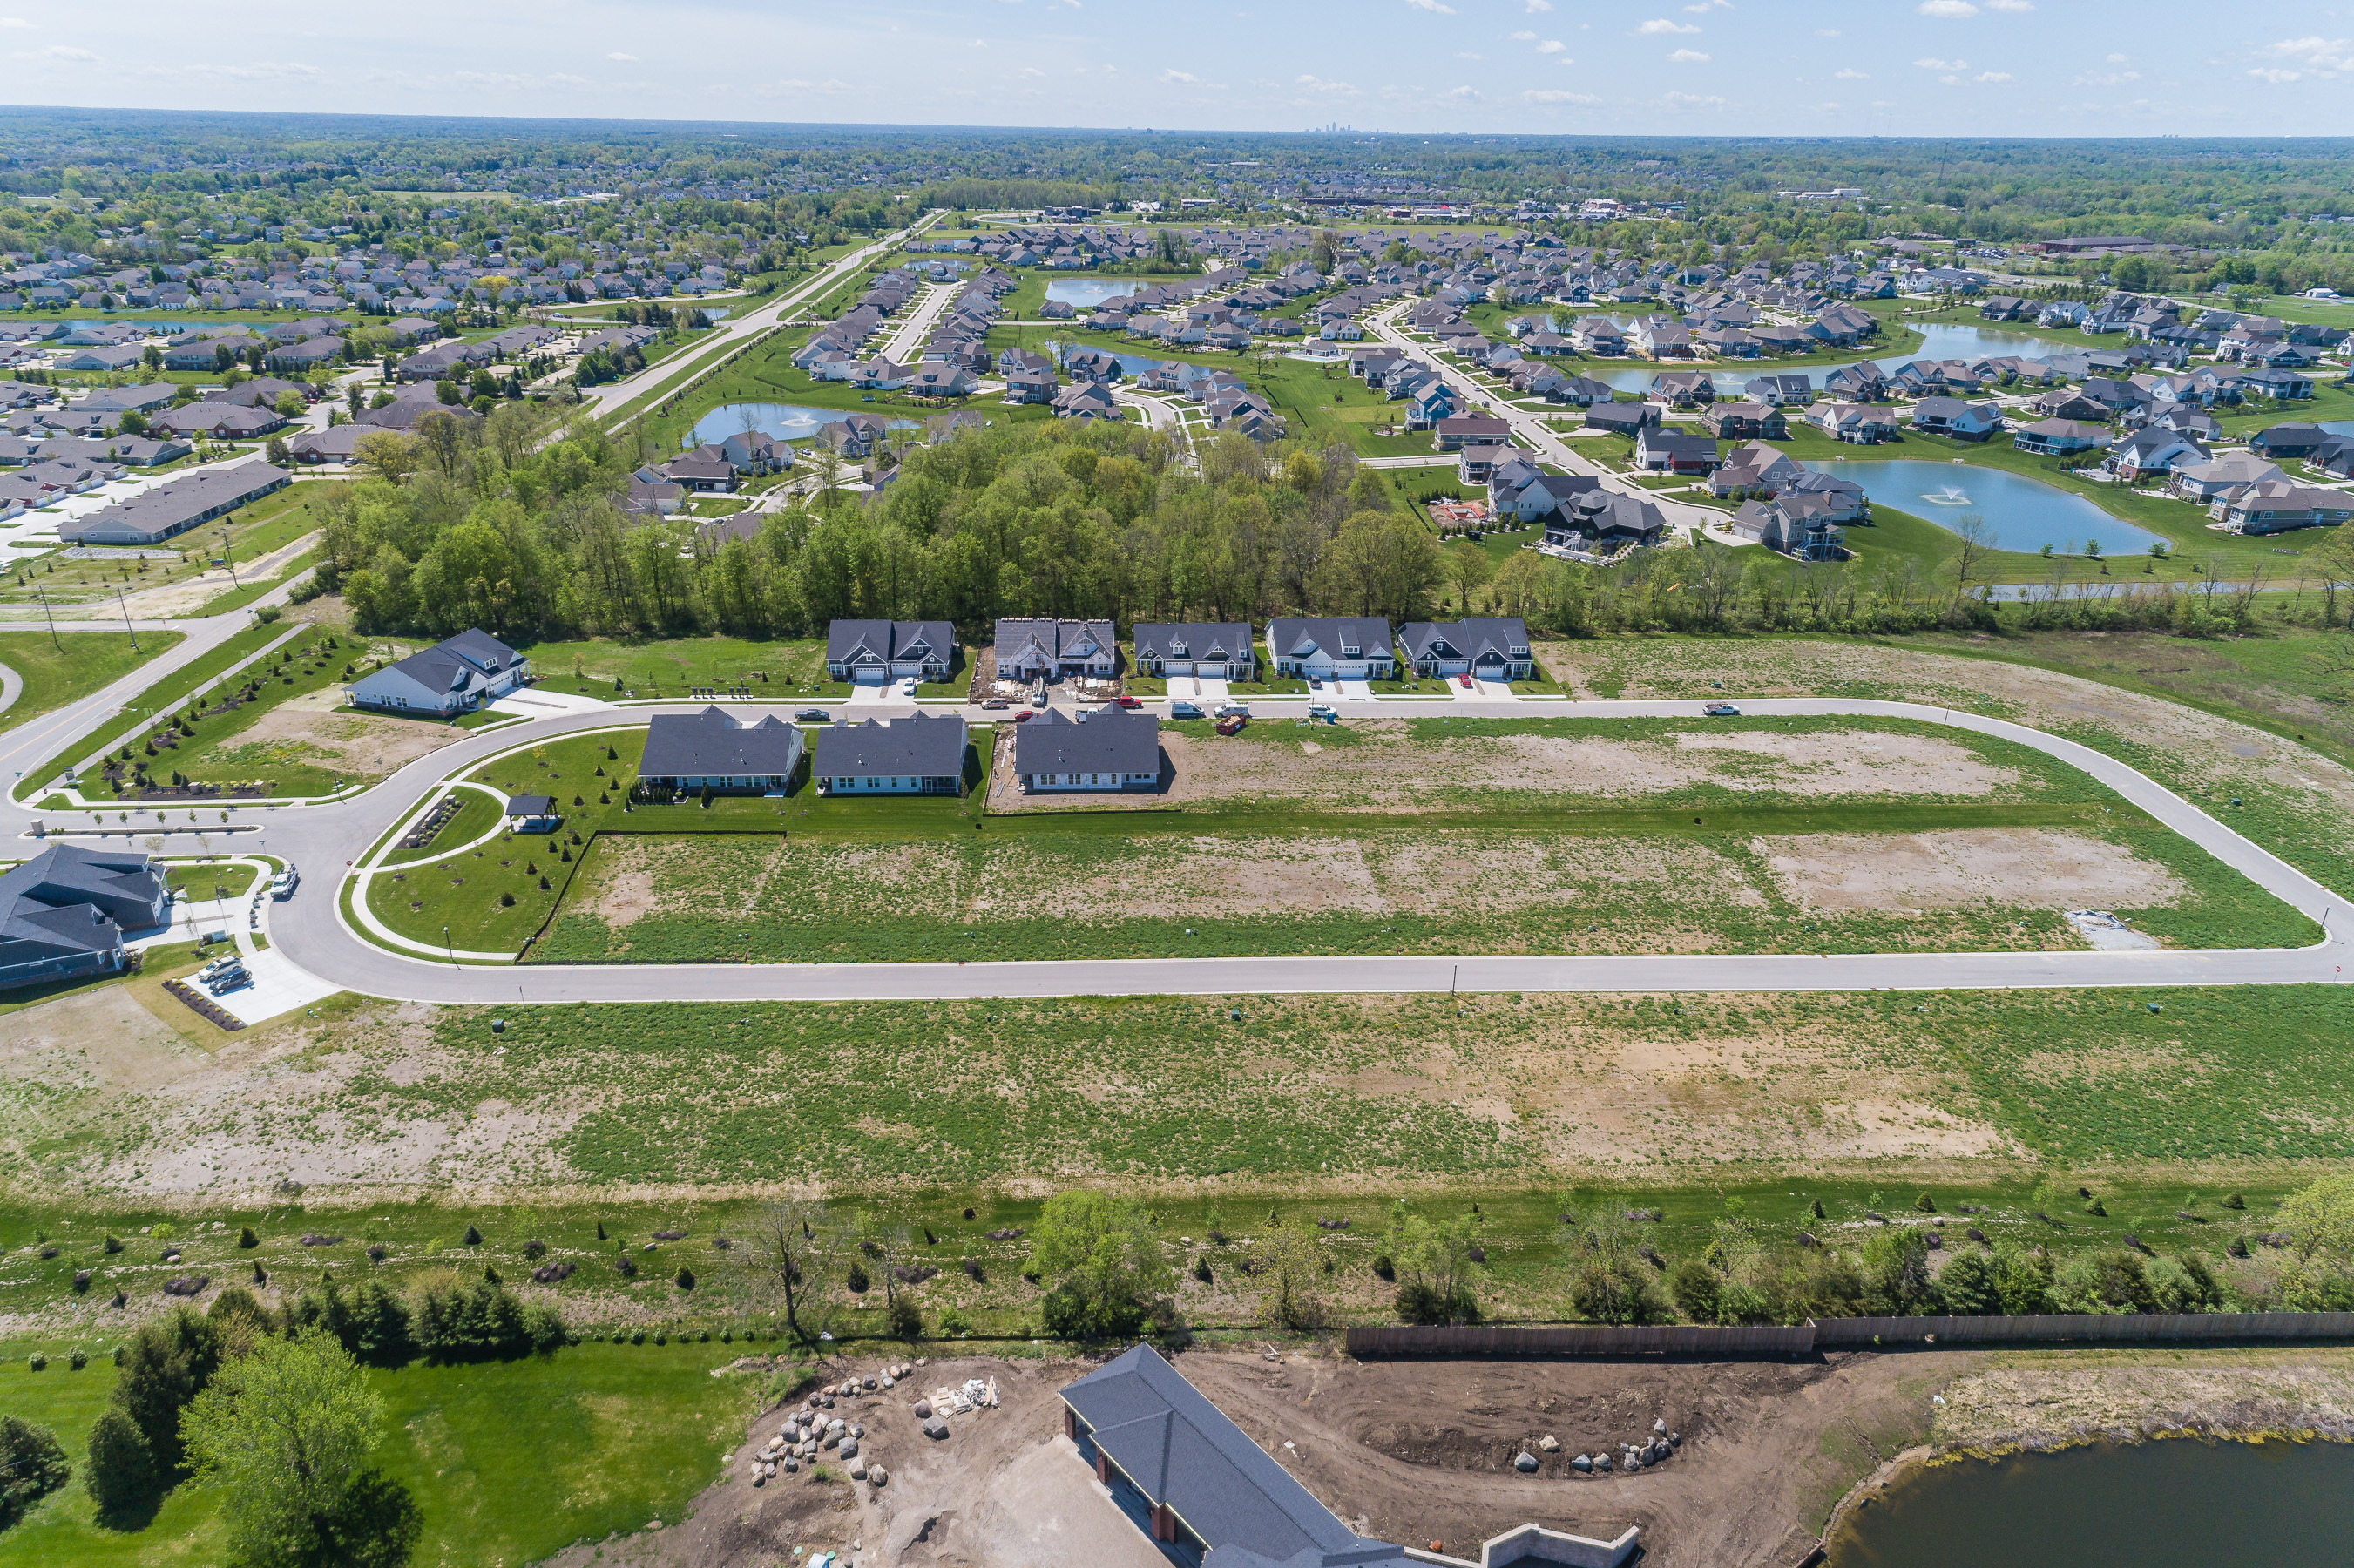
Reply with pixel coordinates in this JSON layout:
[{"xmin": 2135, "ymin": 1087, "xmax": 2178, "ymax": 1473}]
[
  {"xmin": 219, "ymin": 688, "xmax": 467, "ymax": 781},
  {"xmin": 987, "ymin": 720, "xmax": 2026, "ymax": 815},
  {"xmin": 1757, "ymin": 828, "xmax": 2186, "ymax": 915},
  {"xmin": 560, "ymin": 1348, "xmax": 1973, "ymax": 1568}
]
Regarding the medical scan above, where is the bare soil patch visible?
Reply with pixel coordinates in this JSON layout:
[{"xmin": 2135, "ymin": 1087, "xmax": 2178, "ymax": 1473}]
[
  {"xmin": 1125, "ymin": 725, "xmax": 2019, "ymax": 814},
  {"xmin": 1935, "ymin": 1351, "xmax": 2354, "ymax": 1453},
  {"xmin": 1756, "ymin": 828, "xmax": 2186, "ymax": 915},
  {"xmin": 228, "ymin": 692, "xmax": 467, "ymax": 780},
  {"xmin": 0, "ymin": 984, "xmax": 206, "ymax": 1091}
]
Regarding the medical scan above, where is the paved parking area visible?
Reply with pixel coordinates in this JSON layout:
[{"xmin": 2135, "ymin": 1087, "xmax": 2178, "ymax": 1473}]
[{"xmin": 489, "ymin": 688, "xmax": 613, "ymax": 718}]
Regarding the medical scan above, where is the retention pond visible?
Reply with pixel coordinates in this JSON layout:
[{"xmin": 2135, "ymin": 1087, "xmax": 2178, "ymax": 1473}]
[{"xmin": 1828, "ymin": 1438, "xmax": 2354, "ymax": 1568}]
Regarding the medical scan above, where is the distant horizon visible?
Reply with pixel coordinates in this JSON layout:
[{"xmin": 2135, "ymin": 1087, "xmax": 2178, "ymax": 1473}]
[
  {"xmin": 26, "ymin": 1, "xmax": 2354, "ymax": 137},
  {"xmin": 6, "ymin": 103, "xmax": 2354, "ymax": 150}
]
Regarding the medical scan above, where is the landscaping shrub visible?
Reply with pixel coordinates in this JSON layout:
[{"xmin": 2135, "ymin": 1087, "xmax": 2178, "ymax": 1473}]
[
  {"xmin": 0, "ymin": 1416, "xmax": 70, "ymax": 1529},
  {"xmin": 237, "ymin": 1226, "xmax": 259, "ymax": 1248},
  {"xmin": 69, "ymin": 1348, "xmax": 88, "ymax": 1370},
  {"xmin": 412, "ymin": 1278, "xmax": 562, "ymax": 1362},
  {"xmin": 1670, "ymin": 1260, "xmax": 1722, "ymax": 1325},
  {"xmin": 24, "ymin": 1352, "xmax": 44, "ymax": 1371},
  {"xmin": 84, "ymin": 1408, "xmax": 158, "ymax": 1521},
  {"xmin": 1395, "ymin": 1281, "xmax": 1483, "ymax": 1327},
  {"xmin": 887, "ymin": 1294, "xmax": 924, "ymax": 1341}
]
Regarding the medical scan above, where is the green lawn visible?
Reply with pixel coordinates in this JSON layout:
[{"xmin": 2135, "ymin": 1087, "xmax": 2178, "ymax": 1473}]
[
  {"xmin": 519, "ymin": 635, "xmax": 846, "ymax": 700},
  {"xmin": 194, "ymin": 551, "xmax": 315, "ymax": 617},
  {"xmin": 357, "ymin": 723, "xmax": 993, "ymax": 956},
  {"xmin": 13, "ymin": 622, "xmax": 294, "ymax": 800},
  {"xmin": 83, "ymin": 626, "xmax": 370, "ymax": 801},
  {"xmin": 0, "ymin": 632, "xmax": 179, "ymax": 740},
  {"xmin": 0, "ymin": 1343, "xmax": 753, "ymax": 1568}
]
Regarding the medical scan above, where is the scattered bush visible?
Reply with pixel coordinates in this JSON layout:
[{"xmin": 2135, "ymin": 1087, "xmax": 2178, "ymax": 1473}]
[
  {"xmin": 237, "ymin": 1227, "xmax": 259, "ymax": 1248},
  {"xmin": 845, "ymin": 1260, "xmax": 869, "ymax": 1294},
  {"xmin": 1370, "ymin": 1253, "xmax": 1395, "ymax": 1281},
  {"xmin": 674, "ymin": 1267, "xmax": 695, "ymax": 1291},
  {"xmin": 69, "ymin": 1348, "xmax": 89, "ymax": 1370},
  {"xmin": 887, "ymin": 1295, "xmax": 924, "ymax": 1340},
  {"xmin": 461, "ymin": 1225, "xmax": 482, "ymax": 1247},
  {"xmin": 25, "ymin": 1352, "xmax": 46, "ymax": 1371},
  {"xmin": 0, "ymin": 1416, "xmax": 71, "ymax": 1528}
]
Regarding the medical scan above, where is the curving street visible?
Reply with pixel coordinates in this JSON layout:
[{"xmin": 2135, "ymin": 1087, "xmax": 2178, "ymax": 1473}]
[{"xmin": 8, "ymin": 643, "xmax": 2350, "ymax": 1008}]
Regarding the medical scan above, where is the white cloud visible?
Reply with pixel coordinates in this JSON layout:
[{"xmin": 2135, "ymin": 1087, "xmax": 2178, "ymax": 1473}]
[
  {"xmin": 1939, "ymin": 74, "xmax": 1961, "ymax": 84},
  {"xmin": 606, "ymin": 51, "xmax": 637, "ymax": 61},
  {"xmin": 1510, "ymin": 30, "xmax": 1535, "ymax": 39},
  {"xmin": 1160, "ymin": 68, "xmax": 1198, "ymax": 83},
  {"xmin": 1975, "ymin": 70, "xmax": 2012, "ymax": 81},
  {"xmin": 1444, "ymin": 84, "xmax": 1483, "ymax": 99},
  {"xmin": 1637, "ymin": 17, "xmax": 1701, "ymax": 33},
  {"xmin": 2261, "ymin": 35, "xmax": 2352, "ymax": 72},
  {"xmin": 0, "ymin": 17, "xmax": 34, "ymax": 27},
  {"xmin": 1524, "ymin": 87, "xmax": 1598, "ymax": 102},
  {"xmin": 1835, "ymin": 68, "xmax": 1868, "ymax": 78},
  {"xmin": 1816, "ymin": 28, "xmax": 1841, "ymax": 36},
  {"xmin": 1525, "ymin": 0, "xmax": 1553, "ymax": 10},
  {"xmin": 19, "ymin": 43, "xmax": 92, "ymax": 60},
  {"xmin": 1986, "ymin": 0, "xmax": 2034, "ymax": 10},
  {"xmin": 1915, "ymin": 56, "xmax": 1967, "ymax": 70},
  {"xmin": 1295, "ymin": 73, "xmax": 1359, "ymax": 93},
  {"xmin": 1918, "ymin": 0, "xmax": 1979, "ymax": 15},
  {"xmin": 1456, "ymin": 51, "xmax": 1484, "ymax": 59},
  {"xmin": 1018, "ymin": 65, "xmax": 1045, "ymax": 77},
  {"xmin": 1661, "ymin": 90, "xmax": 1728, "ymax": 107},
  {"xmin": 1536, "ymin": 38, "xmax": 1566, "ymax": 53},
  {"xmin": 2074, "ymin": 68, "xmax": 2139, "ymax": 84},
  {"xmin": 2249, "ymin": 67, "xmax": 2306, "ymax": 83},
  {"xmin": 2107, "ymin": 51, "xmax": 2128, "ymax": 62},
  {"xmin": 1667, "ymin": 48, "xmax": 1709, "ymax": 62},
  {"xmin": 1404, "ymin": 0, "xmax": 1457, "ymax": 12}
]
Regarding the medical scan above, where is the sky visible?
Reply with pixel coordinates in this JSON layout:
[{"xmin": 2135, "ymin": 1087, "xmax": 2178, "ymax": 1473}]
[{"xmin": 20, "ymin": 1, "xmax": 2354, "ymax": 138}]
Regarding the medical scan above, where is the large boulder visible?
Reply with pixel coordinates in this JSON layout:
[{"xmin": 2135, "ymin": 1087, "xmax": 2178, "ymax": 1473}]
[
  {"xmin": 1538, "ymin": 1435, "xmax": 1559, "ymax": 1453},
  {"xmin": 913, "ymin": 1398, "xmax": 933, "ymax": 1418},
  {"xmin": 1513, "ymin": 1451, "xmax": 1539, "ymax": 1474},
  {"xmin": 924, "ymin": 1418, "xmax": 950, "ymax": 1441}
]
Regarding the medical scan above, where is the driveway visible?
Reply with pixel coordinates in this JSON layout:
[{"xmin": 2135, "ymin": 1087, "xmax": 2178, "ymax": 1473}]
[{"xmin": 1335, "ymin": 679, "xmax": 1376, "ymax": 702}]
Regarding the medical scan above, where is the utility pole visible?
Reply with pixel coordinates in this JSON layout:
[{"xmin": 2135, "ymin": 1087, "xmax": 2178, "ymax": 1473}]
[
  {"xmin": 220, "ymin": 524, "xmax": 239, "ymax": 590},
  {"xmin": 114, "ymin": 583, "xmax": 139, "ymax": 653},
  {"xmin": 36, "ymin": 588, "xmax": 57, "ymax": 652}
]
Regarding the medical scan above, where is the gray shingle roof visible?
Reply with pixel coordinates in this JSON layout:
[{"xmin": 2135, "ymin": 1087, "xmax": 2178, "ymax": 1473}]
[
  {"xmin": 1132, "ymin": 622, "xmax": 1254, "ymax": 666},
  {"xmin": 1012, "ymin": 705, "xmax": 1158, "ymax": 776},
  {"xmin": 0, "ymin": 844, "xmax": 164, "ymax": 980},
  {"xmin": 825, "ymin": 619, "xmax": 955, "ymax": 670},
  {"xmin": 1061, "ymin": 1344, "xmax": 1406, "ymax": 1568},
  {"xmin": 815, "ymin": 713, "xmax": 967, "ymax": 778},
  {"xmin": 639, "ymin": 706, "xmax": 807, "ymax": 780},
  {"xmin": 1398, "ymin": 618, "xmax": 1530, "ymax": 667}
]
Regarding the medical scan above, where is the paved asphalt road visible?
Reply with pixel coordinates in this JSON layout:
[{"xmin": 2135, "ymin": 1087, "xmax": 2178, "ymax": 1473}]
[
  {"xmin": 577, "ymin": 213, "xmax": 942, "ymax": 422},
  {"xmin": 9, "ymin": 656, "xmax": 2348, "ymax": 1005}
]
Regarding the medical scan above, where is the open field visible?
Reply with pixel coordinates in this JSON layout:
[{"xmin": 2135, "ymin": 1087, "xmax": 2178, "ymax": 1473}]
[
  {"xmin": 513, "ymin": 635, "xmax": 968, "ymax": 702},
  {"xmin": 1540, "ymin": 633, "xmax": 2354, "ymax": 904},
  {"xmin": 0, "ymin": 1341, "xmax": 754, "ymax": 1568},
  {"xmin": 0, "ymin": 632, "xmax": 176, "ymax": 738},
  {"xmin": 517, "ymin": 712, "xmax": 2312, "ymax": 963}
]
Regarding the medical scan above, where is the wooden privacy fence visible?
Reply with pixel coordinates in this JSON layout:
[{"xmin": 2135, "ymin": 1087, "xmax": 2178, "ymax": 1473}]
[{"xmin": 1346, "ymin": 1311, "xmax": 2354, "ymax": 1360}]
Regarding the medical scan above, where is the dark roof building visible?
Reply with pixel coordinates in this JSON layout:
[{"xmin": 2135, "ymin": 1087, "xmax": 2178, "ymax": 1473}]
[
  {"xmin": 1131, "ymin": 622, "xmax": 1257, "ymax": 678},
  {"xmin": 58, "ymin": 463, "xmax": 291, "ymax": 546},
  {"xmin": 1265, "ymin": 617, "xmax": 1397, "ymax": 678},
  {"xmin": 1398, "ymin": 618, "xmax": 1534, "ymax": 679},
  {"xmin": 346, "ymin": 628, "xmax": 531, "ymax": 716},
  {"xmin": 639, "ymin": 706, "xmax": 806, "ymax": 793},
  {"xmin": 824, "ymin": 619, "xmax": 957, "ymax": 683},
  {"xmin": 0, "ymin": 844, "xmax": 166, "ymax": 992},
  {"xmin": 1012, "ymin": 705, "xmax": 1160, "ymax": 792},
  {"xmin": 1059, "ymin": 1344, "xmax": 1411, "ymax": 1568},
  {"xmin": 815, "ymin": 713, "xmax": 968, "ymax": 795}
]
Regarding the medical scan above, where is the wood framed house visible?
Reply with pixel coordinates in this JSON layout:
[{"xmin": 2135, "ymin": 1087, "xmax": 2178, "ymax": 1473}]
[{"xmin": 993, "ymin": 618, "xmax": 1116, "ymax": 682}]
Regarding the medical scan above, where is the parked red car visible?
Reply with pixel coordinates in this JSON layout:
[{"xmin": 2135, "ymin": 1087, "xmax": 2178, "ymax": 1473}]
[
  {"xmin": 1458, "ymin": 673, "xmax": 1474, "ymax": 689},
  {"xmin": 1111, "ymin": 694, "xmax": 1142, "ymax": 708},
  {"xmin": 1013, "ymin": 709, "xmax": 1037, "ymax": 722}
]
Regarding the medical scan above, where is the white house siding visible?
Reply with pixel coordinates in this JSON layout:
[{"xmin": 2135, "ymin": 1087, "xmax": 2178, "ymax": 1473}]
[
  {"xmin": 345, "ymin": 667, "xmax": 453, "ymax": 713},
  {"xmin": 1020, "ymin": 769, "xmax": 1155, "ymax": 792}
]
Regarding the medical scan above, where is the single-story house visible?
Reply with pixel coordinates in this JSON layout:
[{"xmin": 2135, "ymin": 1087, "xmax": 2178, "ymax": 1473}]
[
  {"xmin": 1584, "ymin": 401, "xmax": 1661, "ymax": 436},
  {"xmin": 345, "ymin": 627, "xmax": 531, "ymax": 716},
  {"xmin": 815, "ymin": 713, "xmax": 968, "ymax": 795},
  {"xmin": 1700, "ymin": 401, "xmax": 1786, "ymax": 441},
  {"xmin": 2168, "ymin": 454, "xmax": 2283, "ymax": 502},
  {"xmin": 1265, "ymin": 617, "xmax": 1397, "ymax": 680},
  {"xmin": 1397, "ymin": 618, "xmax": 1533, "ymax": 679},
  {"xmin": 1132, "ymin": 622, "xmax": 1256, "ymax": 680},
  {"xmin": 153, "ymin": 402, "xmax": 287, "ymax": 440},
  {"xmin": 1745, "ymin": 373, "xmax": 1816, "ymax": 407},
  {"xmin": 1011, "ymin": 705, "xmax": 1160, "ymax": 793},
  {"xmin": 0, "ymin": 845, "xmax": 168, "ymax": 993},
  {"xmin": 2106, "ymin": 428, "xmax": 2209, "ymax": 483},
  {"xmin": 1431, "ymin": 415, "xmax": 1512, "ymax": 452},
  {"xmin": 995, "ymin": 618, "xmax": 1116, "ymax": 681},
  {"xmin": 824, "ymin": 619, "xmax": 957, "ymax": 684},
  {"xmin": 1059, "ymin": 1344, "xmax": 1417, "ymax": 1568},
  {"xmin": 2248, "ymin": 423, "xmax": 2330, "ymax": 461},
  {"xmin": 1546, "ymin": 490, "xmax": 1669, "ymax": 552},
  {"xmin": 58, "ymin": 463, "xmax": 291, "ymax": 547},
  {"xmin": 639, "ymin": 706, "xmax": 807, "ymax": 794}
]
